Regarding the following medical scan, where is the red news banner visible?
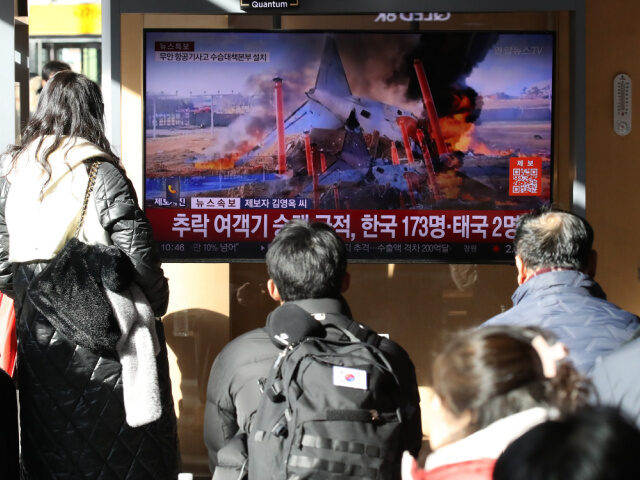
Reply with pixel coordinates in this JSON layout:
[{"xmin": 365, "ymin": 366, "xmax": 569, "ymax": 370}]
[{"xmin": 146, "ymin": 209, "xmax": 527, "ymax": 244}]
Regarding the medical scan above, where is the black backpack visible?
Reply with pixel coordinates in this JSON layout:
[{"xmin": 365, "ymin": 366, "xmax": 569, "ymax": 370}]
[{"xmin": 247, "ymin": 305, "xmax": 405, "ymax": 480}]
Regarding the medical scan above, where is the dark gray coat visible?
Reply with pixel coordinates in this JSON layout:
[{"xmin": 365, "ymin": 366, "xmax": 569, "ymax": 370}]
[{"xmin": 0, "ymin": 160, "xmax": 178, "ymax": 479}]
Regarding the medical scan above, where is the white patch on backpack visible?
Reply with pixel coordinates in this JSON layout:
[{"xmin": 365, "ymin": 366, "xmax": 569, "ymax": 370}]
[{"xmin": 332, "ymin": 366, "xmax": 367, "ymax": 390}]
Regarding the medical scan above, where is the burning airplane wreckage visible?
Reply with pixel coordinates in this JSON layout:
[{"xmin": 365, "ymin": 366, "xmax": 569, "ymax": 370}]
[{"xmin": 176, "ymin": 36, "xmax": 549, "ymax": 210}]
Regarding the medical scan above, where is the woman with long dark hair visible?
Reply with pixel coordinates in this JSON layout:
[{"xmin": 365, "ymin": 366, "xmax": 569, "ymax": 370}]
[
  {"xmin": 402, "ymin": 325, "xmax": 589, "ymax": 480},
  {"xmin": 0, "ymin": 71, "xmax": 179, "ymax": 479}
]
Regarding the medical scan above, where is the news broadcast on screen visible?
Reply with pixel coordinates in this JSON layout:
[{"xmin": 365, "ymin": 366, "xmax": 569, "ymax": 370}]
[{"xmin": 143, "ymin": 30, "xmax": 554, "ymax": 262}]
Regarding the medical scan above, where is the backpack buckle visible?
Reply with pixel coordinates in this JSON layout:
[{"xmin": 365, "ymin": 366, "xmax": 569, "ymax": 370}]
[
  {"xmin": 268, "ymin": 379, "xmax": 284, "ymax": 402},
  {"xmin": 370, "ymin": 409, "xmax": 381, "ymax": 423}
]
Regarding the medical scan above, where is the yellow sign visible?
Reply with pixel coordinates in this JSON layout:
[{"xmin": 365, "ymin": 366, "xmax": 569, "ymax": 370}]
[{"xmin": 29, "ymin": 3, "xmax": 101, "ymax": 36}]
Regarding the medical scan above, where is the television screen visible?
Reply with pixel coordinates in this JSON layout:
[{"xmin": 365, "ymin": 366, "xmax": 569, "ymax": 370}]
[{"xmin": 144, "ymin": 29, "xmax": 554, "ymax": 261}]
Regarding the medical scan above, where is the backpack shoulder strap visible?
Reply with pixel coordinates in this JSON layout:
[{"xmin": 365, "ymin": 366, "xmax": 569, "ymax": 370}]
[
  {"xmin": 344, "ymin": 318, "xmax": 383, "ymax": 348},
  {"xmin": 321, "ymin": 312, "xmax": 382, "ymax": 348}
]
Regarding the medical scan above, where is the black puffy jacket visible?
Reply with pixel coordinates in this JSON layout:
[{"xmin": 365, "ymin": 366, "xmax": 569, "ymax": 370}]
[
  {"xmin": 0, "ymin": 159, "xmax": 179, "ymax": 479},
  {"xmin": 204, "ymin": 297, "xmax": 423, "ymax": 479}
]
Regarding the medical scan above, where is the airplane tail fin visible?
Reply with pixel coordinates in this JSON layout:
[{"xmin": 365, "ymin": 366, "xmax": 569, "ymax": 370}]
[{"xmin": 314, "ymin": 36, "xmax": 352, "ymax": 97}]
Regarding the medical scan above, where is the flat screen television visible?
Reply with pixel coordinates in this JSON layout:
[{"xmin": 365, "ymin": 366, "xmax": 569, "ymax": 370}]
[{"xmin": 143, "ymin": 29, "xmax": 554, "ymax": 262}]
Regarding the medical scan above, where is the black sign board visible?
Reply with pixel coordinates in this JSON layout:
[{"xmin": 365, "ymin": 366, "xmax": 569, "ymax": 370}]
[{"xmin": 240, "ymin": 0, "xmax": 299, "ymax": 10}]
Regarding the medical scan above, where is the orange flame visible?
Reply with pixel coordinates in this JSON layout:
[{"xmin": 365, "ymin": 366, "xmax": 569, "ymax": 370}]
[
  {"xmin": 194, "ymin": 140, "xmax": 255, "ymax": 171},
  {"xmin": 437, "ymin": 91, "xmax": 512, "ymax": 156},
  {"xmin": 440, "ymin": 115, "xmax": 474, "ymax": 151},
  {"xmin": 195, "ymin": 154, "xmax": 238, "ymax": 171},
  {"xmin": 438, "ymin": 92, "xmax": 475, "ymax": 152}
]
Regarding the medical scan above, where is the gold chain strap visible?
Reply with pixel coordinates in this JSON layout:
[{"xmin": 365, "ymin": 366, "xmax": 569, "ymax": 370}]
[{"xmin": 73, "ymin": 161, "xmax": 100, "ymax": 239}]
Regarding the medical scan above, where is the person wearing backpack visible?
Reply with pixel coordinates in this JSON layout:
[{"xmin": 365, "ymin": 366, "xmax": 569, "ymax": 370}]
[{"xmin": 204, "ymin": 220, "xmax": 422, "ymax": 479}]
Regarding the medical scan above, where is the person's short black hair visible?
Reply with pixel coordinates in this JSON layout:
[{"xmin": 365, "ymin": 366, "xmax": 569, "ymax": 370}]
[
  {"xmin": 493, "ymin": 406, "xmax": 640, "ymax": 480},
  {"xmin": 42, "ymin": 60, "xmax": 71, "ymax": 82},
  {"xmin": 514, "ymin": 206, "xmax": 594, "ymax": 271},
  {"xmin": 265, "ymin": 220, "xmax": 347, "ymax": 301}
]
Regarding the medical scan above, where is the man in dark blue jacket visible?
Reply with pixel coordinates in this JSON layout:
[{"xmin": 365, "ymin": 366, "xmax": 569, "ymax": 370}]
[{"xmin": 481, "ymin": 207, "xmax": 638, "ymax": 374}]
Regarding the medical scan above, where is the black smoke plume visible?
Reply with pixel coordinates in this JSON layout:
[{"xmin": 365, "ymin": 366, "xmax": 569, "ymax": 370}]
[{"xmin": 389, "ymin": 32, "xmax": 499, "ymax": 120}]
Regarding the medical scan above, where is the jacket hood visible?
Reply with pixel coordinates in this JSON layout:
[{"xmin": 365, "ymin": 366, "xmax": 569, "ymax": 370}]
[
  {"xmin": 512, "ymin": 269, "xmax": 607, "ymax": 305},
  {"xmin": 8, "ymin": 136, "xmax": 110, "ymax": 194},
  {"xmin": 5, "ymin": 136, "xmax": 112, "ymax": 262},
  {"xmin": 264, "ymin": 297, "xmax": 353, "ymax": 347}
]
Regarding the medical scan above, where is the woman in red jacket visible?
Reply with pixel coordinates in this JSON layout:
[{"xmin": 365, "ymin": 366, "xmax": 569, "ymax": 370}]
[{"xmin": 403, "ymin": 325, "xmax": 589, "ymax": 480}]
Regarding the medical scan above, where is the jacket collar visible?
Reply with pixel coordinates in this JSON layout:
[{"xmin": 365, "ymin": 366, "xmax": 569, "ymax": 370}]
[
  {"xmin": 512, "ymin": 269, "xmax": 607, "ymax": 306},
  {"xmin": 425, "ymin": 407, "xmax": 553, "ymax": 471},
  {"xmin": 287, "ymin": 296, "xmax": 353, "ymax": 320},
  {"xmin": 264, "ymin": 297, "xmax": 354, "ymax": 347}
]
